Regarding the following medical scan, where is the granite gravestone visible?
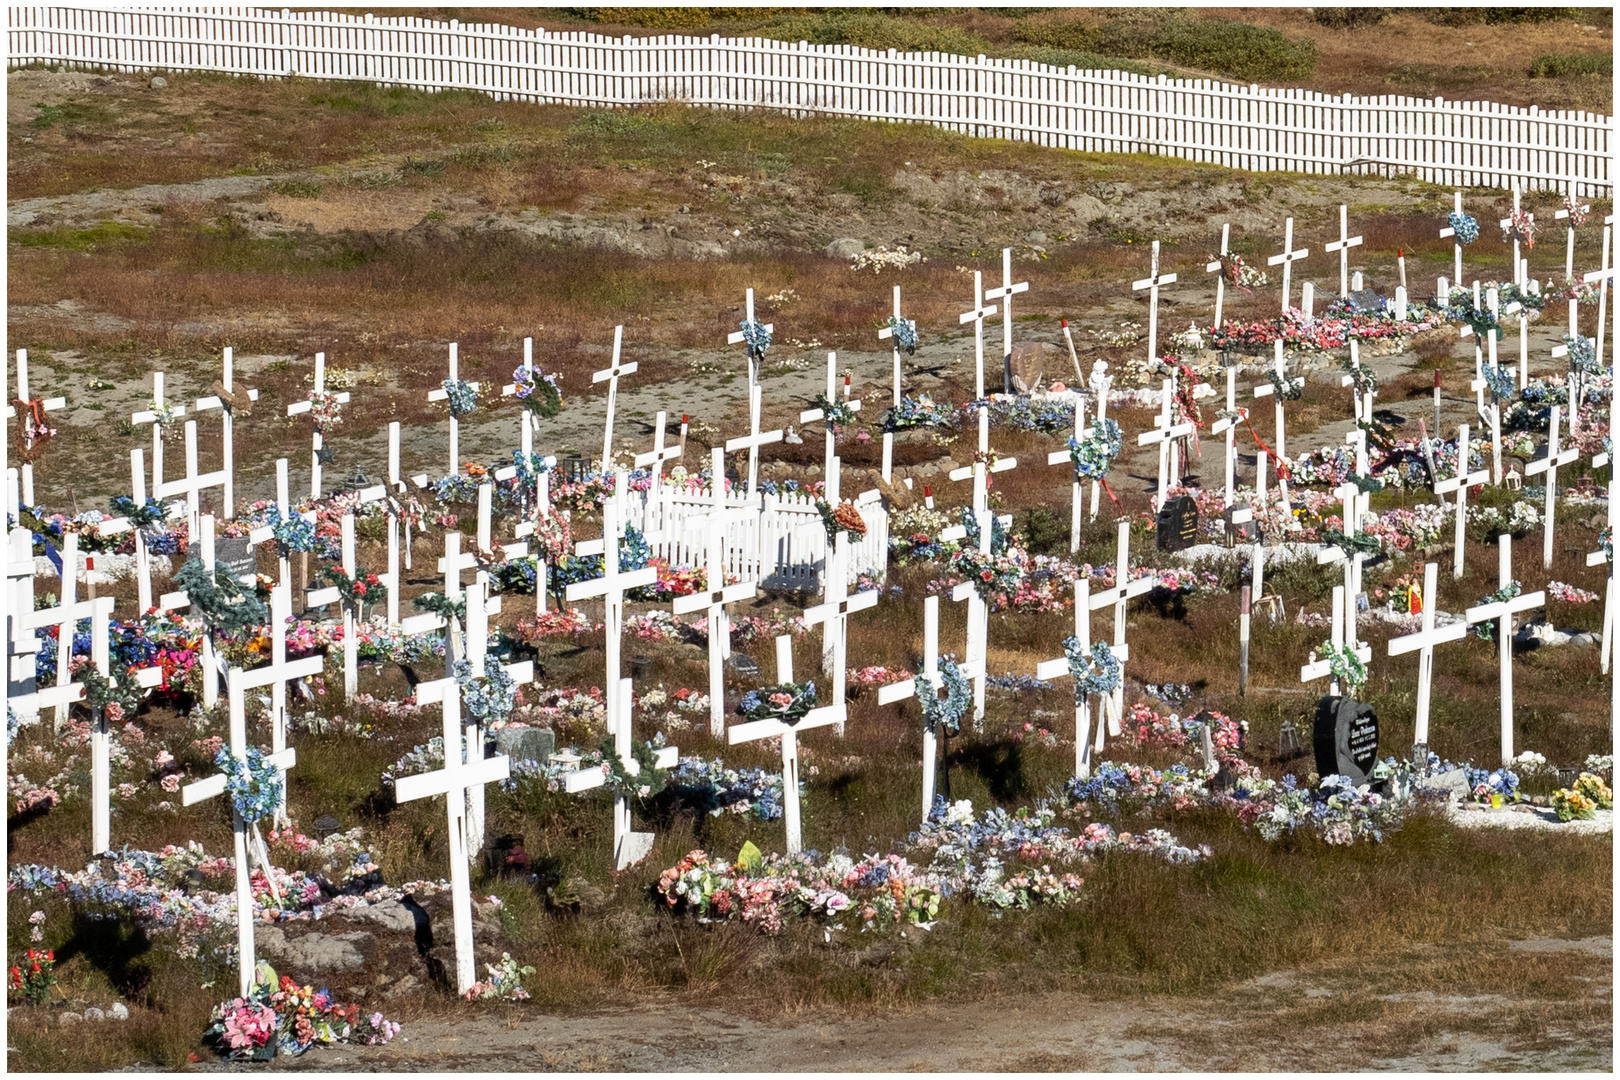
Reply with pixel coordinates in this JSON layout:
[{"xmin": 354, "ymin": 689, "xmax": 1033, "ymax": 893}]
[
  {"xmin": 1312, "ymin": 694, "xmax": 1380, "ymax": 786},
  {"xmin": 188, "ymin": 536, "xmax": 258, "ymax": 587},
  {"xmin": 493, "ymin": 725, "xmax": 556, "ymax": 765},
  {"xmin": 1007, "ymin": 341, "xmax": 1059, "ymax": 395},
  {"xmin": 1155, "ymin": 494, "xmax": 1199, "ymax": 552},
  {"xmin": 1345, "ymin": 288, "xmax": 1383, "ymax": 313}
]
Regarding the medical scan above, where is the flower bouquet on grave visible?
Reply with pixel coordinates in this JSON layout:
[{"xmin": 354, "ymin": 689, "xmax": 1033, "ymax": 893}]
[
  {"xmin": 914, "ymin": 655, "xmax": 971, "ymax": 735},
  {"xmin": 809, "ymin": 391, "xmax": 856, "ymax": 428},
  {"xmin": 883, "ymin": 394, "xmax": 958, "ymax": 433},
  {"xmin": 1448, "ymin": 210, "xmax": 1480, "ymax": 244},
  {"xmin": 948, "ymin": 548, "xmax": 1025, "ymax": 606},
  {"xmin": 1063, "ymin": 637, "xmax": 1121, "ymax": 707},
  {"xmin": 1502, "ymin": 208, "xmax": 1539, "ymax": 250},
  {"xmin": 206, "ymin": 994, "xmax": 280, "ymax": 1060},
  {"xmin": 883, "ymin": 314, "xmax": 919, "ymax": 354},
  {"xmin": 1465, "ymin": 765, "xmax": 1520, "ymax": 805},
  {"xmin": 1067, "ymin": 417, "xmax": 1122, "ymax": 482},
  {"xmin": 146, "ymin": 398, "xmax": 181, "ymax": 438},
  {"xmin": 321, "ymin": 566, "xmax": 386, "ymax": 613},
  {"xmin": 454, "ymin": 658, "xmax": 518, "ymax": 725},
  {"xmin": 7, "ymin": 947, "xmax": 56, "ymax": 1005},
  {"xmin": 739, "ymin": 318, "xmax": 773, "ymax": 361},
  {"xmin": 441, "ymin": 377, "xmax": 478, "ymax": 418},
  {"xmin": 464, "ymin": 952, "xmax": 534, "ymax": 1002},
  {"xmin": 739, "ymin": 681, "xmax": 817, "ymax": 726},
  {"xmin": 815, "ymin": 499, "xmax": 867, "ymax": 543},
  {"xmin": 431, "ymin": 473, "xmax": 481, "ymax": 506},
  {"xmin": 596, "ymin": 733, "xmax": 672, "ymax": 799},
  {"xmin": 304, "ymin": 389, "xmax": 343, "ymax": 433},
  {"xmin": 109, "ymin": 495, "xmax": 169, "ymax": 529},
  {"xmin": 1564, "ymin": 333, "xmax": 1600, "ymax": 374},
  {"xmin": 510, "ymin": 365, "xmax": 563, "ymax": 419},
  {"xmin": 1562, "ymin": 196, "xmax": 1590, "ymax": 228},
  {"xmin": 1552, "ymin": 786, "xmax": 1597, "ymax": 821},
  {"xmin": 264, "ymin": 506, "xmax": 317, "ymax": 557},
  {"xmin": 1215, "ymin": 251, "xmax": 1268, "ymax": 292}
]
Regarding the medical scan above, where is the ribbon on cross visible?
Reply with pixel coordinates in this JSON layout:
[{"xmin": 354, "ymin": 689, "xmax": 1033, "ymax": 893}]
[{"xmin": 11, "ymin": 397, "xmax": 56, "ymax": 463}]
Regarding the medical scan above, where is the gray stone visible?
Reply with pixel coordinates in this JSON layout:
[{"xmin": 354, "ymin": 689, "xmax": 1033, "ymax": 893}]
[
  {"xmin": 343, "ymin": 899, "xmax": 419, "ymax": 935},
  {"xmin": 83, "ymin": 1007, "xmax": 105, "ymax": 1021},
  {"xmin": 149, "ymin": 76, "xmax": 167, "ymax": 89},
  {"xmin": 824, "ymin": 237, "xmax": 866, "ymax": 260},
  {"xmin": 382, "ymin": 974, "xmax": 421, "ymax": 999},
  {"xmin": 255, "ymin": 927, "xmax": 373, "ymax": 973},
  {"xmin": 1419, "ymin": 768, "xmax": 1471, "ymax": 800},
  {"xmin": 1025, "ymin": 230, "xmax": 1047, "ymax": 244},
  {"xmin": 59, "ymin": 1012, "xmax": 82, "ymax": 1025},
  {"xmin": 110, "ymin": 1002, "xmax": 129, "ymax": 1021},
  {"xmin": 495, "ymin": 725, "xmax": 555, "ymax": 764},
  {"xmin": 1007, "ymin": 341, "xmax": 1060, "ymax": 394}
]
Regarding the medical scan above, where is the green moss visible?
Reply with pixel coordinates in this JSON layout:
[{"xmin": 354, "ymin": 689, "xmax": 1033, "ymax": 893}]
[{"xmin": 11, "ymin": 221, "xmax": 148, "ymax": 251}]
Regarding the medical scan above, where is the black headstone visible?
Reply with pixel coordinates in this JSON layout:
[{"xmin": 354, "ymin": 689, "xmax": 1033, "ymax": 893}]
[
  {"xmin": 312, "ymin": 814, "xmax": 343, "ymax": 839},
  {"xmin": 1345, "ymin": 288, "xmax": 1383, "ymax": 313},
  {"xmin": 1155, "ymin": 494, "xmax": 1199, "ymax": 552},
  {"xmin": 1312, "ymin": 694, "xmax": 1380, "ymax": 785},
  {"xmin": 726, "ymin": 652, "xmax": 761, "ymax": 680},
  {"xmin": 187, "ymin": 536, "xmax": 258, "ymax": 587}
]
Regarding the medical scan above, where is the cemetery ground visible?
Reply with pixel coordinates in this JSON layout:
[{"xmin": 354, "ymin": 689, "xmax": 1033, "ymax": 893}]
[{"xmin": 6, "ymin": 68, "xmax": 1617, "ymax": 1071}]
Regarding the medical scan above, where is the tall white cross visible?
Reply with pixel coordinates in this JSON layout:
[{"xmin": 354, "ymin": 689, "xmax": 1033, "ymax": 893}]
[
  {"xmin": 1035, "ymin": 576, "xmax": 1128, "ymax": 780},
  {"xmin": 158, "ymin": 513, "xmax": 231, "ymax": 709},
  {"xmin": 1497, "ymin": 185, "xmax": 1529, "ymax": 288},
  {"xmin": 725, "ymin": 287, "xmax": 773, "ymax": 394},
  {"xmin": 1584, "ymin": 453, "xmax": 1617, "ymax": 743},
  {"xmin": 1252, "ymin": 340, "xmax": 1300, "ymax": 497},
  {"xmin": 801, "ymin": 531, "xmax": 878, "ymax": 735},
  {"xmin": 1438, "ymin": 190, "xmax": 1467, "ymax": 286},
  {"xmin": 1323, "ymin": 204, "xmax": 1364, "ymax": 298},
  {"xmin": 434, "ymin": 531, "xmax": 481, "ymax": 664},
  {"xmin": 7, "ymin": 350, "xmax": 67, "ymax": 507},
  {"xmin": 1137, "ymin": 377, "xmax": 1195, "ymax": 509},
  {"xmin": 425, "ymin": 344, "xmax": 481, "ymax": 480},
  {"xmin": 302, "ymin": 488, "xmax": 388, "ymax": 696},
  {"xmin": 1132, "ymin": 240, "xmax": 1177, "ymax": 365},
  {"xmin": 876, "ymin": 285, "xmax": 913, "ymax": 482},
  {"xmin": 1583, "ymin": 225, "xmax": 1612, "ymax": 373},
  {"xmin": 799, "ymin": 352, "xmax": 862, "ymax": 482},
  {"xmin": 131, "ymin": 371, "xmax": 184, "ymax": 513},
  {"xmin": 986, "ymin": 247, "xmax": 1030, "ymax": 395},
  {"xmin": 1046, "ymin": 387, "xmax": 1109, "ymax": 551},
  {"xmin": 633, "ymin": 411, "xmax": 682, "ymax": 539},
  {"xmin": 1087, "ymin": 520, "xmax": 1156, "ymax": 730},
  {"xmin": 237, "ymin": 581, "xmax": 319, "ymax": 826},
  {"xmin": 671, "ymin": 449, "xmax": 759, "ymax": 738},
  {"xmin": 1525, "ymin": 404, "xmax": 1580, "ymax": 570},
  {"xmin": 1204, "ymin": 222, "xmax": 1233, "ymax": 330},
  {"xmin": 1464, "ymin": 535, "xmax": 1545, "ymax": 765},
  {"xmin": 285, "ymin": 352, "xmax": 349, "ymax": 499},
  {"xmin": 1434, "ymin": 423, "xmax": 1491, "ymax": 580},
  {"xmin": 877, "ymin": 595, "xmax": 984, "ymax": 822},
  {"xmin": 1388, "ymin": 562, "xmax": 1468, "ymax": 750},
  {"xmin": 1555, "ymin": 185, "xmax": 1591, "ymax": 280},
  {"xmin": 561, "ymin": 675, "xmax": 680, "ymax": 869},
  {"xmin": 1299, "ymin": 586, "xmax": 1372, "ymax": 697},
  {"xmin": 151, "ymin": 419, "xmax": 227, "ymax": 539},
  {"xmin": 499, "ymin": 337, "xmax": 541, "ymax": 459},
  {"xmin": 93, "ymin": 448, "xmax": 167, "ymax": 614},
  {"xmin": 959, "ymin": 272, "xmax": 999, "ymax": 402},
  {"xmin": 723, "ymin": 383, "xmax": 782, "ymax": 499},
  {"xmin": 392, "ymin": 674, "xmax": 510, "ymax": 996},
  {"xmin": 1208, "ymin": 363, "xmax": 1245, "ymax": 514},
  {"xmin": 191, "ymin": 347, "xmax": 259, "ymax": 519},
  {"xmin": 728, "ymin": 634, "xmax": 845, "ymax": 854},
  {"xmin": 588, "ymin": 327, "xmax": 633, "ymax": 469},
  {"xmin": 458, "ymin": 571, "xmax": 535, "ymax": 857},
  {"xmin": 1267, "ymin": 217, "xmax": 1309, "ymax": 313}
]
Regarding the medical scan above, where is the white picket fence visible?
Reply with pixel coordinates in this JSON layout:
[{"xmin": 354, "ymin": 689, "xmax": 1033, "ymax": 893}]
[
  {"xmin": 8, "ymin": 5, "xmax": 1611, "ymax": 195},
  {"xmin": 632, "ymin": 486, "xmax": 888, "ymax": 593}
]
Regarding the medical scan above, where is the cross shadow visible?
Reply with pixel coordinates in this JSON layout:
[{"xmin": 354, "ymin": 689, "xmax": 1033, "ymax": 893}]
[{"xmin": 949, "ymin": 739, "xmax": 1030, "ymax": 804}]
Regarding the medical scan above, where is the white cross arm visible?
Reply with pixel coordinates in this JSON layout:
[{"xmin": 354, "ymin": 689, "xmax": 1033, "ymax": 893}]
[
  {"xmin": 426, "ymin": 384, "xmax": 481, "ymax": 402},
  {"xmin": 1210, "ymin": 409, "xmax": 1249, "ymax": 436},
  {"xmin": 1138, "ymin": 422, "xmax": 1195, "ymax": 446},
  {"xmin": 287, "ymin": 392, "xmax": 349, "ymax": 415},
  {"xmin": 1465, "ymin": 590, "xmax": 1546, "ymax": 625},
  {"xmin": 728, "ymin": 324, "xmax": 773, "ymax": 345},
  {"xmin": 236, "ymin": 654, "xmax": 325, "ymax": 692},
  {"xmin": 1588, "ymin": 551, "xmax": 1609, "ymax": 568},
  {"xmin": 1131, "ymin": 272, "xmax": 1178, "ymax": 290},
  {"xmin": 196, "ymin": 389, "xmax": 261, "ymax": 410},
  {"xmin": 437, "ymin": 551, "xmax": 481, "ymax": 574},
  {"xmin": 877, "ymin": 319, "xmax": 915, "ymax": 341},
  {"xmin": 1089, "ymin": 576, "xmax": 1155, "ymax": 608},
  {"xmin": 730, "ymin": 703, "xmax": 846, "ymax": 744},
  {"xmin": 563, "ymin": 745, "xmax": 679, "ymax": 793},
  {"xmin": 1268, "ymin": 248, "xmax": 1309, "ymax": 265},
  {"xmin": 1035, "ymin": 642, "xmax": 1132, "ymax": 682},
  {"xmin": 133, "ymin": 404, "xmax": 186, "ymax": 423},
  {"xmin": 724, "ymin": 429, "xmax": 784, "ymax": 453},
  {"xmin": 394, "ymin": 753, "xmax": 511, "ymax": 805},
  {"xmin": 948, "ymin": 457, "xmax": 1017, "ymax": 483},
  {"xmin": 939, "ymin": 525, "xmax": 968, "ymax": 543},
  {"xmin": 1300, "ymin": 644, "xmax": 1372, "ymax": 682},
  {"xmin": 959, "ymin": 303, "xmax": 997, "ymax": 325},
  {"xmin": 183, "ymin": 748, "xmax": 296, "ymax": 806},
  {"xmin": 1387, "ymin": 622, "xmax": 1468, "ymax": 657},
  {"xmin": 399, "ymin": 612, "xmax": 445, "ymax": 636},
  {"xmin": 565, "ymin": 566, "xmax": 658, "ymax": 602},
  {"xmin": 877, "ymin": 678, "xmax": 918, "ymax": 706},
  {"xmin": 800, "ymin": 400, "xmax": 863, "ymax": 424},
  {"xmin": 1434, "ymin": 469, "xmax": 1490, "ymax": 496},
  {"xmin": 23, "ymin": 594, "xmax": 115, "ymax": 632},
  {"xmin": 671, "ymin": 581, "xmax": 756, "ymax": 615},
  {"xmin": 802, "ymin": 588, "xmax": 879, "ymax": 627},
  {"xmin": 306, "ymin": 585, "xmax": 342, "ymax": 607},
  {"xmin": 1525, "ymin": 449, "xmax": 1581, "ymax": 477}
]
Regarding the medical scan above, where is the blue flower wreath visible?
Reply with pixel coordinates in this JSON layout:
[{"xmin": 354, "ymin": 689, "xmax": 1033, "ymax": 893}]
[
  {"xmin": 739, "ymin": 319, "xmax": 773, "ymax": 360},
  {"xmin": 265, "ymin": 506, "xmax": 317, "ymax": 556},
  {"xmin": 442, "ymin": 378, "xmax": 478, "ymax": 418},
  {"xmin": 215, "ymin": 747, "xmax": 282, "ymax": 825},
  {"xmin": 1565, "ymin": 334, "xmax": 1599, "ymax": 374},
  {"xmin": 1067, "ymin": 417, "xmax": 1122, "ymax": 482},
  {"xmin": 1482, "ymin": 363, "xmax": 1518, "ymax": 402},
  {"xmin": 1473, "ymin": 580, "xmax": 1522, "ymax": 641},
  {"xmin": 1063, "ymin": 637, "xmax": 1121, "ymax": 702},
  {"xmin": 454, "ymin": 659, "xmax": 517, "ymax": 724},
  {"xmin": 883, "ymin": 315, "xmax": 919, "ymax": 355},
  {"xmin": 914, "ymin": 654, "xmax": 971, "ymax": 735},
  {"xmin": 1448, "ymin": 211, "xmax": 1480, "ymax": 245}
]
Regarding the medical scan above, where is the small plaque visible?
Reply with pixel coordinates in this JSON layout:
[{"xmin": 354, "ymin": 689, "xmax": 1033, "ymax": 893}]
[{"xmin": 186, "ymin": 536, "xmax": 258, "ymax": 586}]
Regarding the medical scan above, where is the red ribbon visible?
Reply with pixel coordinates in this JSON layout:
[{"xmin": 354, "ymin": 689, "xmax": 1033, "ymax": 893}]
[{"xmin": 1238, "ymin": 408, "xmax": 1292, "ymax": 482}]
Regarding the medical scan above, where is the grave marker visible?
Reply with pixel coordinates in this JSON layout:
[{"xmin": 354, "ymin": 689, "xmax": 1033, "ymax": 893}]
[
  {"xmin": 1464, "ymin": 535, "xmax": 1545, "ymax": 765},
  {"xmin": 285, "ymin": 352, "xmax": 348, "ymax": 499}
]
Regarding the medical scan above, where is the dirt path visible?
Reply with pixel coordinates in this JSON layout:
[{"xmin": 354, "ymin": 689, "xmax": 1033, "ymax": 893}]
[{"xmin": 156, "ymin": 937, "xmax": 1611, "ymax": 1073}]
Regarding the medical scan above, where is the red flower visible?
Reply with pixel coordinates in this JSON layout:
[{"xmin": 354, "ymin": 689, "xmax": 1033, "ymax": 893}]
[{"xmin": 980, "ymin": 570, "xmax": 993, "ymax": 582}]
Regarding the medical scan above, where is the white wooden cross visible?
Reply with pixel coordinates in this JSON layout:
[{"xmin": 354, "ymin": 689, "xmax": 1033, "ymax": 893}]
[
  {"xmin": 1251, "ymin": 339, "xmax": 1300, "ymax": 506},
  {"xmin": 1208, "ymin": 362, "xmax": 1248, "ymax": 517},
  {"xmin": 725, "ymin": 287, "xmax": 773, "ymax": 394},
  {"xmin": 392, "ymin": 673, "xmax": 510, "ymax": 997},
  {"xmin": 1497, "ymin": 185, "xmax": 1530, "ymax": 288},
  {"xmin": 876, "ymin": 285, "xmax": 913, "ymax": 482},
  {"xmin": 38, "ymin": 530, "xmax": 107, "ymax": 730},
  {"xmin": 7, "ymin": 350, "xmax": 67, "ymax": 507},
  {"xmin": 561, "ymin": 675, "xmax": 679, "ymax": 869},
  {"xmin": 1556, "ymin": 185, "xmax": 1592, "ymax": 280},
  {"xmin": 801, "ymin": 531, "xmax": 879, "ymax": 735},
  {"xmin": 302, "ymin": 487, "xmax": 388, "ymax": 696},
  {"xmin": 181, "ymin": 669, "xmax": 300, "ymax": 997},
  {"xmin": 566, "ymin": 490, "xmax": 658, "ymax": 762},
  {"xmin": 1204, "ymin": 222, "xmax": 1233, "ymax": 330},
  {"xmin": 1132, "ymin": 240, "xmax": 1178, "ymax": 364},
  {"xmin": 1582, "ymin": 225, "xmax": 1612, "ymax": 373},
  {"xmin": 131, "ymin": 370, "xmax": 184, "ymax": 514},
  {"xmin": 458, "ymin": 570, "xmax": 536, "ymax": 858},
  {"xmin": 234, "ymin": 581, "xmax": 318, "ymax": 826},
  {"xmin": 1584, "ymin": 455, "xmax": 1617, "ymax": 742},
  {"xmin": 1323, "ymin": 204, "xmax": 1364, "ymax": 298},
  {"xmin": 434, "ymin": 531, "xmax": 481, "ymax": 664},
  {"xmin": 1137, "ymin": 377, "xmax": 1195, "ymax": 509},
  {"xmin": 90, "ymin": 449, "xmax": 161, "ymax": 614},
  {"xmin": 1267, "ymin": 217, "xmax": 1309, "ymax": 313},
  {"xmin": 4, "ymin": 527, "xmax": 44, "ymax": 727},
  {"xmin": 728, "ymin": 634, "xmax": 845, "ymax": 854},
  {"xmin": 1388, "ymin": 562, "xmax": 1468, "ymax": 750},
  {"xmin": 986, "ymin": 247, "xmax": 1031, "ymax": 395},
  {"xmin": 1035, "ymin": 576, "xmax": 1128, "ymax": 780},
  {"xmin": 1046, "ymin": 384, "xmax": 1110, "ymax": 551},
  {"xmin": 157, "ymin": 513, "xmax": 232, "ymax": 709},
  {"xmin": 424, "ymin": 343, "xmax": 481, "ymax": 480},
  {"xmin": 1438, "ymin": 190, "xmax": 1467, "ymax": 285},
  {"xmin": 633, "ymin": 411, "xmax": 682, "ymax": 539},
  {"xmin": 1299, "ymin": 585, "xmax": 1371, "ymax": 698},
  {"xmin": 586, "ymin": 326, "xmax": 633, "ymax": 469},
  {"xmin": 191, "ymin": 347, "xmax": 259, "ymax": 519},
  {"xmin": 1465, "ymin": 534, "xmax": 1545, "ymax": 765},
  {"xmin": 1087, "ymin": 520, "xmax": 1157, "ymax": 728},
  {"xmin": 1316, "ymin": 477, "xmax": 1372, "ymax": 650},
  {"xmin": 1525, "ymin": 404, "xmax": 1579, "ymax": 570},
  {"xmin": 958, "ymin": 271, "xmax": 999, "ymax": 401},
  {"xmin": 799, "ymin": 351, "xmax": 863, "ymax": 481},
  {"xmin": 671, "ymin": 448, "xmax": 759, "ymax": 738},
  {"xmin": 507, "ymin": 453, "xmax": 559, "ymax": 617},
  {"xmin": 877, "ymin": 595, "xmax": 984, "ymax": 823},
  {"xmin": 1434, "ymin": 423, "xmax": 1491, "ymax": 580},
  {"xmin": 500, "ymin": 337, "xmax": 540, "ymax": 459},
  {"xmin": 151, "ymin": 419, "xmax": 227, "ymax": 539},
  {"xmin": 948, "ymin": 426, "xmax": 1017, "ymax": 517},
  {"xmin": 285, "ymin": 352, "xmax": 349, "ymax": 499},
  {"xmin": 723, "ymin": 383, "xmax": 783, "ymax": 499}
]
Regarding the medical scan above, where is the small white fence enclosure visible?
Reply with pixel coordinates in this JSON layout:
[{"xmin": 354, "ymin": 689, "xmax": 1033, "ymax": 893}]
[{"xmin": 8, "ymin": 5, "xmax": 1611, "ymax": 195}]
